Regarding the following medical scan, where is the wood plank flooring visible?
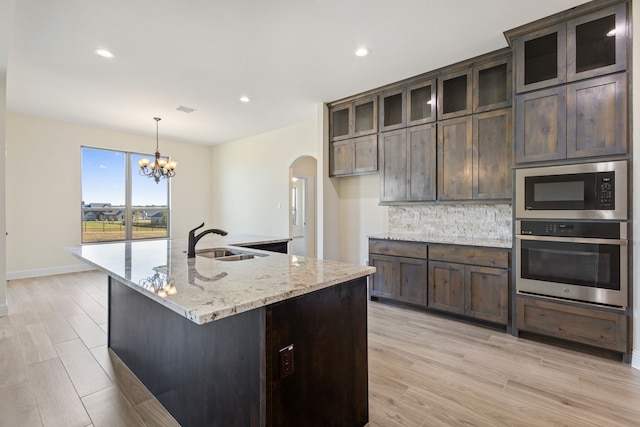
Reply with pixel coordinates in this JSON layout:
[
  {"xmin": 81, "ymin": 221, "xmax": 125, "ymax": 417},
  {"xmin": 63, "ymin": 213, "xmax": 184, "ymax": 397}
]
[{"xmin": 1, "ymin": 270, "xmax": 639, "ymax": 426}]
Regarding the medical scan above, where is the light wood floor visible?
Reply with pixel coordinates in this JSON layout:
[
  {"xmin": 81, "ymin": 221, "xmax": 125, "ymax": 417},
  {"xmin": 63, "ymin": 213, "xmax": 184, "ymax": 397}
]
[{"xmin": 1, "ymin": 271, "xmax": 639, "ymax": 426}]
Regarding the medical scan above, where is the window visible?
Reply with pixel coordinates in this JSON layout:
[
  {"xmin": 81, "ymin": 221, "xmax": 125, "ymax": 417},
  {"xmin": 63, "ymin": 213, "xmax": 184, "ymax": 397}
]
[{"xmin": 81, "ymin": 147, "xmax": 170, "ymax": 243}]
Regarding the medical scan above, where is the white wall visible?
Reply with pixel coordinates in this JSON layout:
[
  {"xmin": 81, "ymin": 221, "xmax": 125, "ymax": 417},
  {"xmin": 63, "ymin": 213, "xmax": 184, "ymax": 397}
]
[
  {"xmin": 632, "ymin": 0, "xmax": 639, "ymax": 370},
  {"xmin": 211, "ymin": 120, "xmax": 317, "ymax": 238},
  {"xmin": 338, "ymin": 174, "xmax": 387, "ymax": 265},
  {"xmin": 5, "ymin": 113, "xmax": 213, "ymax": 278},
  {"xmin": 0, "ymin": 76, "xmax": 7, "ymax": 314}
]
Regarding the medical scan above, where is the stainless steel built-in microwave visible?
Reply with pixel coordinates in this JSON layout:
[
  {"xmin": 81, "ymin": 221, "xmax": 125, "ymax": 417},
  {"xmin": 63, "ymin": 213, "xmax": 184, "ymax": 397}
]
[{"xmin": 515, "ymin": 160, "xmax": 628, "ymax": 220}]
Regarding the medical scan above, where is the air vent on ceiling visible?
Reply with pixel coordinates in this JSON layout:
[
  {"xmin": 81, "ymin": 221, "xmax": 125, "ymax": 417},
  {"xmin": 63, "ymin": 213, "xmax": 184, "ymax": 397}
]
[{"xmin": 176, "ymin": 105, "xmax": 196, "ymax": 113}]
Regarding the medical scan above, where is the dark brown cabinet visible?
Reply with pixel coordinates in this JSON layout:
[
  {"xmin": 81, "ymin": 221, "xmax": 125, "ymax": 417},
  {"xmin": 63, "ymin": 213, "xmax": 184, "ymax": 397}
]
[
  {"xmin": 515, "ymin": 72, "xmax": 626, "ymax": 163},
  {"xmin": 474, "ymin": 56, "xmax": 512, "ymax": 113},
  {"xmin": 329, "ymin": 134, "xmax": 378, "ymax": 177},
  {"xmin": 328, "ymin": 96, "xmax": 378, "ymax": 177},
  {"xmin": 370, "ymin": 239, "xmax": 510, "ymax": 326},
  {"xmin": 379, "ymin": 88, "xmax": 406, "ymax": 132},
  {"xmin": 437, "ymin": 117, "xmax": 472, "ymax": 200},
  {"xmin": 428, "ymin": 245, "xmax": 509, "ymax": 325},
  {"xmin": 379, "ymin": 123, "xmax": 437, "ymax": 203},
  {"xmin": 513, "ymin": 3, "xmax": 627, "ymax": 93},
  {"xmin": 438, "ymin": 68, "xmax": 473, "ymax": 120},
  {"xmin": 369, "ymin": 240, "xmax": 428, "ymax": 307},
  {"xmin": 473, "ymin": 108, "xmax": 512, "ymax": 199},
  {"xmin": 407, "ymin": 79, "xmax": 437, "ymax": 126}
]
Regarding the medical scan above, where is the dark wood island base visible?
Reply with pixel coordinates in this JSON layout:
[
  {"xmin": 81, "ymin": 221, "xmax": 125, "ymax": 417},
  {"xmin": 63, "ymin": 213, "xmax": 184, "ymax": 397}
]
[{"xmin": 108, "ymin": 276, "xmax": 369, "ymax": 427}]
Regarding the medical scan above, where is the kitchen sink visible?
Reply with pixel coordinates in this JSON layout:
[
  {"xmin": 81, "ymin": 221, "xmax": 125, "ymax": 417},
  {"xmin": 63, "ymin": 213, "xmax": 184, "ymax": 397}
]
[{"xmin": 196, "ymin": 248, "xmax": 266, "ymax": 261}]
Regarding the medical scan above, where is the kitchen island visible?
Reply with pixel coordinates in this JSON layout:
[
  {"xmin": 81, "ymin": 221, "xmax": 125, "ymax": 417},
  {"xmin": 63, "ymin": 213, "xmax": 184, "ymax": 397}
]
[{"xmin": 68, "ymin": 237, "xmax": 374, "ymax": 427}]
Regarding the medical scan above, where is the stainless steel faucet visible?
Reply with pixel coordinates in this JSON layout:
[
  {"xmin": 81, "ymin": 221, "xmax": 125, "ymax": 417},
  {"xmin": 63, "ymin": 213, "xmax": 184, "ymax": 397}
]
[{"xmin": 187, "ymin": 222, "xmax": 228, "ymax": 258}]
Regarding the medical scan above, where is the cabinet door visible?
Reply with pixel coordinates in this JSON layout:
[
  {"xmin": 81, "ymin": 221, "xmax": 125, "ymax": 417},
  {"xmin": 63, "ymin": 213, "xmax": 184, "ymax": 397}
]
[
  {"xmin": 566, "ymin": 73, "xmax": 627, "ymax": 159},
  {"xmin": 353, "ymin": 96, "xmax": 378, "ymax": 137},
  {"xmin": 438, "ymin": 68, "xmax": 473, "ymax": 120},
  {"xmin": 329, "ymin": 103, "xmax": 352, "ymax": 141},
  {"xmin": 515, "ymin": 23, "xmax": 567, "ymax": 93},
  {"xmin": 329, "ymin": 140, "xmax": 353, "ymax": 176},
  {"xmin": 379, "ymin": 129, "xmax": 408, "ymax": 202},
  {"xmin": 369, "ymin": 254, "xmax": 396, "ymax": 299},
  {"xmin": 567, "ymin": 3, "xmax": 627, "ymax": 82},
  {"xmin": 379, "ymin": 88, "xmax": 406, "ymax": 132},
  {"xmin": 396, "ymin": 257, "xmax": 428, "ymax": 307},
  {"xmin": 473, "ymin": 108, "xmax": 512, "ymax": 199},
  {"xmin": 428, "ymin": 261, "xmax": 465, "ymax": 314},
  {"xmin": 515, "ymin": 86, "xmax": 567, "ymax": 164},
  {"xmin": 438, "ymin": 117, "xmax": 472, "ymax": 200},
  {"xmin": 408, "ymin": 123, "xmax": 436, "ymax": 202},
  {"xmin": 465, "ymin": 265, "xmax": 508, "ymax": 325},
  {"xmin": 474, "ymin": 56, "xmax": 512, "ymax": 113},
  {"xmin": 353, "ymin": 134, "xmax": 378, "ymax": 174},
  {"xmin": 407, "ymin": 79, "xmax": 437, "ymax": 126}
]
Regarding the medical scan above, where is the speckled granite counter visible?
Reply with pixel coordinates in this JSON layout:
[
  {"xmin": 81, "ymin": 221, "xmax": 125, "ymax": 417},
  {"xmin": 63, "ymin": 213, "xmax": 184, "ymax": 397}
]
[
  {"xmin": 369, "ymin": 232, "xmax": 512, "ymax": 248},
  {"xmin": 67, "ymin": 236, "xmax": 375, "ymax": 325}
]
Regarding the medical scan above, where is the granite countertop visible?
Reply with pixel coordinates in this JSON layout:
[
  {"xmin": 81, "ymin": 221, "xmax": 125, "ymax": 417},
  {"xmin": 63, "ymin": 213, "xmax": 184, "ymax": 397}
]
[
  {"xmin": 369, "ymin": 233, "xmax": 512, "ymax": 249},
  {"xmin": 67, "ymin": 236, "xmax": 374, "ymax": 325}
]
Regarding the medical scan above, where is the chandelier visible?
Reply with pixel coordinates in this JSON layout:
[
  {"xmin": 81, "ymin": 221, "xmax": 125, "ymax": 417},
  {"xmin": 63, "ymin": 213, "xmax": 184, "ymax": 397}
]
[{"xmin": 138, "ymin": 117, "xmax": 177, "ymax": 183}]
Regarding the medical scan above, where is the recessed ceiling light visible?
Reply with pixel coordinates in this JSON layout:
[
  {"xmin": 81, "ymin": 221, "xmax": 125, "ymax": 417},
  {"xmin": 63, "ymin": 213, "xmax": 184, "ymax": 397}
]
[
  {"xmin": 94, "ymin": 48, "xmax": 114, "ymax": 58},
  {"xmin": 355, "ymin": 48, "xmax": 370, "ymax": 57},
  {"xmin": 239, "ymin": 96, "xmax": 250, "ymax": 103}
]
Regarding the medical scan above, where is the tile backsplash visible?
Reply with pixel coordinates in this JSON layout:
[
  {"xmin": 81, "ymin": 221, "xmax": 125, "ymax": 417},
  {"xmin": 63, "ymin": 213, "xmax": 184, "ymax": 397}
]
[{"xmin": 388, "ymin": 204, "xmax": 512, "ymax": 240}]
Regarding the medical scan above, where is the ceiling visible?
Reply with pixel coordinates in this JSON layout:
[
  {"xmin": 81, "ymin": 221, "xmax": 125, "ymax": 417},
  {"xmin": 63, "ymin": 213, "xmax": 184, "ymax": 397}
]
[{"xmin": 5, "ymin": 0, "xmax": 590, "ymax": 146}]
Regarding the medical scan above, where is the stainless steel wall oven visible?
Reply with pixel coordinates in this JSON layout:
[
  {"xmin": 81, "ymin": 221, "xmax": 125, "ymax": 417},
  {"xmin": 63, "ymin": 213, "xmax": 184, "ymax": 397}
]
[{"xmin": 515, "ymin": 220, "xmax": 627, "ymax": 309}]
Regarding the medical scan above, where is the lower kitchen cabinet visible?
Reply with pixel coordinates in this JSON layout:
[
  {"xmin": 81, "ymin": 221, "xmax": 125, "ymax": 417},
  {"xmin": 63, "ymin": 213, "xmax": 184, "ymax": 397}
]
[
  {"xmin": 369, "ymin": 240, "xmax": 428, "ymax": 307},
  {"xmin": 369, "ymin": 239, "xmax": 510, "ymax": 327}
]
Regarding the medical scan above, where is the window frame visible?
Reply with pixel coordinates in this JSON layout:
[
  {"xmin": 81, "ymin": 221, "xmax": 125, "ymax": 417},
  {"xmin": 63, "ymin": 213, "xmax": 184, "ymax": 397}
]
[{"xmin": 81, "ymin": 146, "xmax": 171, "ymax": 243}]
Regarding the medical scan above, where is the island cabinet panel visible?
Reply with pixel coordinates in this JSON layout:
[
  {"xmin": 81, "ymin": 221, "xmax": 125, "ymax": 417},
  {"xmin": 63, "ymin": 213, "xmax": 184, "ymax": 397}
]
[
  {"xmin": 473, "ymin": 108, "xmax": 513, "ymax": 199},
  {"xmin": 266, "ymin": 277, "xmax": 368, "ymax": 427},
  {"xmin": 566, "ymin": 73, "xmax": 627, "ymax": 158},
  {"xmin": 437, "ymin": 116, "xmax": 473, "ymax": 200},
  {"xmin": 108, "ymin": 278, "xmax": 264, "ymax": 427},
  {"xmin": 516, "ymin": 295, "xmax": 627, "ymax": 353}
]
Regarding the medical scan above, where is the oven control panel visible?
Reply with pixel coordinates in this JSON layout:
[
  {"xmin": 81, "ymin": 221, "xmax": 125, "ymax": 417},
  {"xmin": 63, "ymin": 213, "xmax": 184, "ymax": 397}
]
[
  {"xmin": 597, "ymin": 171, "xmax": 615, "ymax": 209},
  {"xmin": 518, "ymin": 220, "xmax": 621, "ymax": 239}
]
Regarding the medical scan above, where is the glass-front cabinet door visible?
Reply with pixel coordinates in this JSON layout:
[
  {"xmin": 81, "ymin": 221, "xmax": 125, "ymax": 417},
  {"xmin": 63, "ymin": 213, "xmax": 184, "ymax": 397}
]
[
  {"xmin": 515, "ymin": 23, "xmax": 567, "ymax": 93},
  {"xmin": 407, "ymin": 79, "xmax": 436, "ymax": 126},
  {"xmin": 566, "ymin": 3, "xmax": 627, "ymax": 82}
]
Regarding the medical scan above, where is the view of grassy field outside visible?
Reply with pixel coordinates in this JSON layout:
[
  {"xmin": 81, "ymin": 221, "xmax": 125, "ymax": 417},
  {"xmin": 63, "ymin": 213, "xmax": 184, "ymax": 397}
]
[
  {"xmin": 82, "ymin": 220, "xmax": 167, "ymax": 242},
  {"xmin": 82, "ymin": 147, "xmax": 170, "ymax": 243}
]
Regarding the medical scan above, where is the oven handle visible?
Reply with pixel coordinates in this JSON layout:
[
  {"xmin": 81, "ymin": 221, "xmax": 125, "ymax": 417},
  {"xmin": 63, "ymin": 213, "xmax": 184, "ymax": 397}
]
[{"xmin": 515, "ymin": 234, "xmax": 628, "ymax": 245}]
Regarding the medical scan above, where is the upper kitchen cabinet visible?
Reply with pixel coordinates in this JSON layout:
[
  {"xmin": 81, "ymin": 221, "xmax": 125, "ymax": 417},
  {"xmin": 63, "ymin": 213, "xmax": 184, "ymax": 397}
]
[
  {"xmin": 328, "ymin": 95, "xmax": 378, "ymax": 177},
  {"xmin": 437, "ymin": 68, "xmax": 473, "ymax": 120},
  {"xmin": 329, "ymin": 96, "xmax": 377, "ymax": 141},
  {"xmin": 567, "ymin": 3, "xmax": 627, "ymax": 82},
  {"xmin": 437, "ymin": 116, "xmax": 473, "ymax": 200},
  {"xmin": 407, "ymin": 79, "xmax": 437, "ymax": 126},
  {"xmin": 514, "ymin": 24, "xmax": 567, "ymax": 93},
  {"xmin": 473, "ymin": 55, "xmax": 512, "ymax": 113},
  {"xmin": 510, "ymin": 1, "xmax": 628, "ymax": 93},
  {"xmin": 379, "ymin": 88, "xmax": 407, "ymax": 132},
  {"xmin": 379, "ymin": 123, "xmax": 437, "ymax": 203},
  {"xmin": 473, "ymin": 108, "xmax": 513, "ymax": 199}
]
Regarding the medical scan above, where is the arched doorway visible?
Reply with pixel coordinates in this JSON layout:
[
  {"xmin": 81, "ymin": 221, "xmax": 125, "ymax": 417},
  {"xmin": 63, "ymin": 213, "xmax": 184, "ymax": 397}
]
[{"xmin": 289, "ymin": 156, "xmax": 317, "ymax": 257}]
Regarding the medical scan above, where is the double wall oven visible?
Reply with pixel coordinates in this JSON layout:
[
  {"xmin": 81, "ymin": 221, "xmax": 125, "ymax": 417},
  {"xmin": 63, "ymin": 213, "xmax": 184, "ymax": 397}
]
[{"xmin": 514, "ymin": 160, "xmax": 628, "ymax": 309}]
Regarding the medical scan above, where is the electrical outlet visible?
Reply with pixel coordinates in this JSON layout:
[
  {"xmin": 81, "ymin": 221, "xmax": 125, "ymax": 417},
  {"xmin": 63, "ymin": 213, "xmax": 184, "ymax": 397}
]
[{"xmin": 279, "ymin": 344, "xmax": 294, "ymax": 379}]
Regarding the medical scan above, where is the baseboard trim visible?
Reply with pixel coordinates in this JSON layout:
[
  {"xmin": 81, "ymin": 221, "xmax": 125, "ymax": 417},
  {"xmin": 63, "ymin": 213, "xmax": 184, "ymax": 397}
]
[
  {"xmin": 632, "ymin": 351, "xmax": 640, "ymax": 371},
  {"xmin": 6, "ymin": 264, "xmax": 96, "ymax": 280},
  {"xmin": 0, "ymin": 303, "xmax": 8, "ymax": 316}
]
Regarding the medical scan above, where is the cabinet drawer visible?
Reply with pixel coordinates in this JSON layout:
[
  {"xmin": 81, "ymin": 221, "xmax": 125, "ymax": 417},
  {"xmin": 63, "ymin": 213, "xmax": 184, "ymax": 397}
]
[
  {"xmin": 429, "ymin": 245, "xmax": 508, "ymax": 268},
  {"xmin": 516, "ymin": 296, "xmax": 627, "ymax": 353},
  {"xmin": 369, "ymin": 240, "xmax": 427, "ymax": 259}
]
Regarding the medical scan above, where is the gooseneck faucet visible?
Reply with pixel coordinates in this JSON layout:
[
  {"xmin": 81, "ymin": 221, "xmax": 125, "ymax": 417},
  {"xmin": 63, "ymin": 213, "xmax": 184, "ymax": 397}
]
[{"xmin": 187, "ymin": 222, "xmax": 228, "ymax": 258}]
